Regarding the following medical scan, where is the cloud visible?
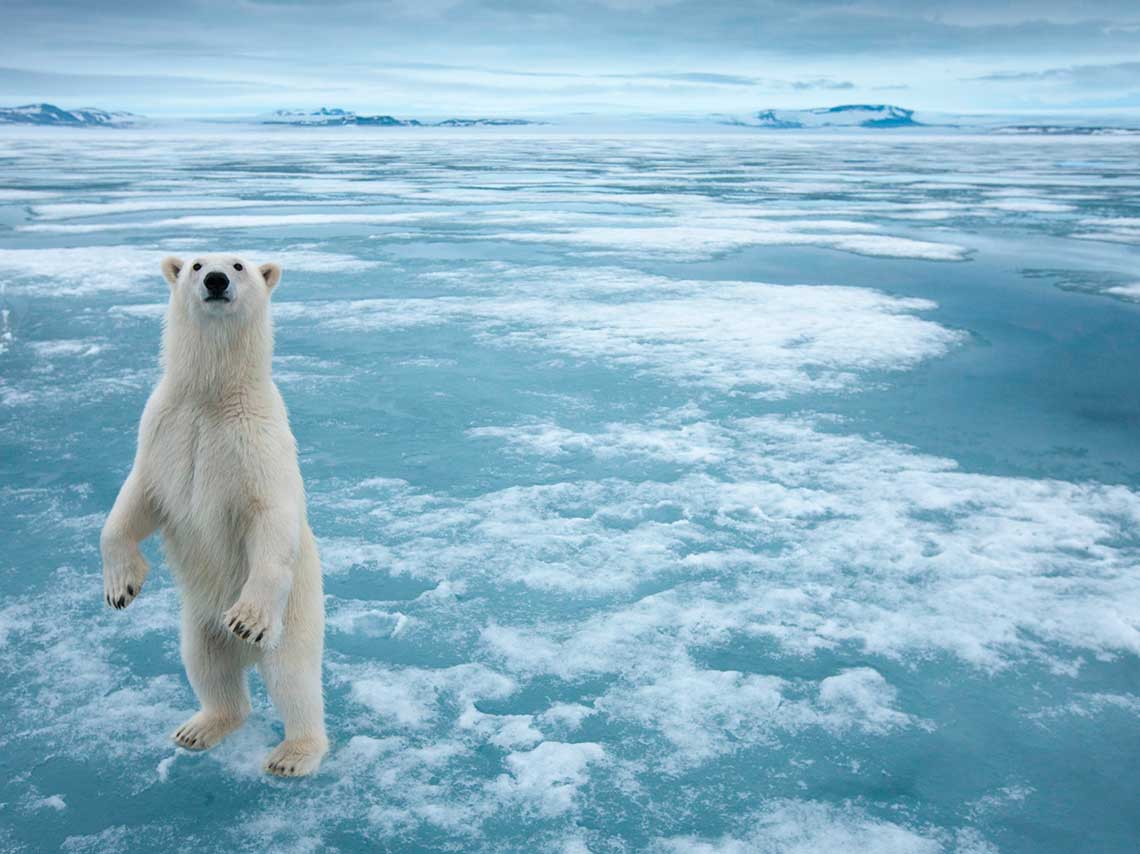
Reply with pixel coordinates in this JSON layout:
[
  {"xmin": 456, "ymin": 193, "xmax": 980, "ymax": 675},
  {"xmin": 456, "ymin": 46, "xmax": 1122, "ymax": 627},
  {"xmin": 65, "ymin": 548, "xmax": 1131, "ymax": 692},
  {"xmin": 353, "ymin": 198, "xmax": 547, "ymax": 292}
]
[
  {"xmin": 969, "ymin": 61, "xmax": 1140, "ymax": 87},
  {"xmin": 791, "ymin": 78, "xmax": 856, "ymax": 90},
  {"xmin": 2, "ymin": 2, "xmax": 1140, "ymax": 112},
  {"xmin": 0, "ymin": 66, "xmax": 283, "ymax": 99},
  {"xmin": 604, "ymin": 72, "xmax": 856, "ymax": 90},
  {"xmin": 637, "ymin": 72, "xmax": 760, "ymax": 86}
]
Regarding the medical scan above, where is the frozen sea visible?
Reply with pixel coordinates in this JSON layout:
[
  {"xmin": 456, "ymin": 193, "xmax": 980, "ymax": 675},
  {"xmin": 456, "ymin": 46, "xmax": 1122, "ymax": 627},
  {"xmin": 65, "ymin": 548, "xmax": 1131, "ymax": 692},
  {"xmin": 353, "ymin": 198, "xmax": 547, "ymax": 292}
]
[{"xmin": 1, "ymin": 127, "xmax": 1138, "ymax": 853}]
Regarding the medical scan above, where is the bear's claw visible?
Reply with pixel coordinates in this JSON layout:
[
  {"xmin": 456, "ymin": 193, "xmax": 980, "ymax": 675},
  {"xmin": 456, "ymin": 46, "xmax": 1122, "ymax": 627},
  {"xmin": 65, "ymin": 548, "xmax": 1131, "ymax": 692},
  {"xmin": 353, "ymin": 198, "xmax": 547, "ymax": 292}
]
[
  {"xmin": 222, "ymin": 600, "xmax": 280, "ymax": 648},
  {"xmin": 103, "ymin": 547, "xmax": 148, "ymax": 610}
]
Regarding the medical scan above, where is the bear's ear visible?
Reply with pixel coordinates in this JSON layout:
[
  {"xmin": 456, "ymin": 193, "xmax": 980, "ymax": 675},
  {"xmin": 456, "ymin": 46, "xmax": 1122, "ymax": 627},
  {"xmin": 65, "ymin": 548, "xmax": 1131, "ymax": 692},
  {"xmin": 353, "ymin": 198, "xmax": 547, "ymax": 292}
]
[
  {"xmin": 259, "ymin": 262, "xmax": 282, "ymax": 291},
  {"xmin": 160, "ymin": 256, "xmax": 184, "ymax": 287}
]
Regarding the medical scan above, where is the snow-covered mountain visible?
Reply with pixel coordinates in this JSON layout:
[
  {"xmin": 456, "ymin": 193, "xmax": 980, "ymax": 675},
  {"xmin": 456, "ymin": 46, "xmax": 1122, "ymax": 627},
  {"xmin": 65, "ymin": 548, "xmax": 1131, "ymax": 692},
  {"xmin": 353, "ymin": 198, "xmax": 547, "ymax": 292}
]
[
  {"xmin": 262, "ymin": 107, "xmax": 353, "ymax": 125},
  {"xmin": 0, "ymin": 103, "xmax": 139, "ymax": 127},
  {"xmin": 260, "ymin": 108, "xmax": 414, "ymax": 126},
  {"xmin": 434, "ymin": 118, "xmax": 540, "ymax": 127},
  {"xmin": 356, "ymin": 114, "xmax": 420, "ymax": 126},
  {"xmin": 726, "ymin": 104, "xmax": 921, "ymax": 129},
  {"xmin": 260, "ymin": 108, "xmax": 541, "ymax": 127},
  {"xmin": 991, "ymin": 124, "xmax": 1140, "ymax": 136}
]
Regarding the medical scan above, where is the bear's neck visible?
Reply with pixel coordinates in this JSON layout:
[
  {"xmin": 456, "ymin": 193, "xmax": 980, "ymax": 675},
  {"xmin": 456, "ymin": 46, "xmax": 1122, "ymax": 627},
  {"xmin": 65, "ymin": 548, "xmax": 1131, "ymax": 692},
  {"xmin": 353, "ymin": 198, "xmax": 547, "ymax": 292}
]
[{"xmin": 161, "ymin": 304, "xmax": 274, "ymax": 402}]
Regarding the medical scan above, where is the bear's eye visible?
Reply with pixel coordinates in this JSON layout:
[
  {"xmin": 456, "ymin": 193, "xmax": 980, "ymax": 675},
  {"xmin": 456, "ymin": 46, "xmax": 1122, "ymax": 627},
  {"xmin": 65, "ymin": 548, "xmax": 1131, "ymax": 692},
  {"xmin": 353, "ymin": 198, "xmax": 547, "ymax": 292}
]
[
  {"xmin": 233, "ymin": 263, "xmax": 243, "ymax": 271},
  {"xmin": 192, "ymin": 262, "xmax": 202, "ymax": 271}
]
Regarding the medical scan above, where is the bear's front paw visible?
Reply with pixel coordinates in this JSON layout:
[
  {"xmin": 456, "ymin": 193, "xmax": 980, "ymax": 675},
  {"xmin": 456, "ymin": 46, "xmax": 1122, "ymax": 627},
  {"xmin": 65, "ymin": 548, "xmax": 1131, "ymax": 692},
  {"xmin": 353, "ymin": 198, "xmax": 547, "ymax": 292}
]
[
  {"xmin": 103, "ymin": 548, "xmax": 149, "ymax": 610},
  {"xmin": 223, "ymin": 599, "xmax": 281, "ymax": 648}
]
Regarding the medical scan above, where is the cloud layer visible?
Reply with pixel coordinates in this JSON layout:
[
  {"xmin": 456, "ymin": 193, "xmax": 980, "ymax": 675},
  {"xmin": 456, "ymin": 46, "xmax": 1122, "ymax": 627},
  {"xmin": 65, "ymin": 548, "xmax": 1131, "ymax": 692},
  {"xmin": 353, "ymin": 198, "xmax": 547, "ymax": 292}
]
[{"xmin": 1, "ymin": 1, "xmax": 1139, "ymax": 113}]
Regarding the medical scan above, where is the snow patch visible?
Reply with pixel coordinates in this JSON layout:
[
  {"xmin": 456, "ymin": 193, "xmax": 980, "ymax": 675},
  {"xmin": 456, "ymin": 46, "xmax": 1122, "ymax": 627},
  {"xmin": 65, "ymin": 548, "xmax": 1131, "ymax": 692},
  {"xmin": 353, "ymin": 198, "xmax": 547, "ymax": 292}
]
[{"xmin": 491, "ymin": 742, "xmax": 606, "ymax": 817}]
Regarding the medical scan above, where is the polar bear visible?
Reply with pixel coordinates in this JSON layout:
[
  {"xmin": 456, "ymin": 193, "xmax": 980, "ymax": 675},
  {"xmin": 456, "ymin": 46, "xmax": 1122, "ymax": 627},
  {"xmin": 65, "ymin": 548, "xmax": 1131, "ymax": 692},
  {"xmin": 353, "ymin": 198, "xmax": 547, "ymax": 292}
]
[{"xmin": 100, "ymin": 254, "xmax": 327, "ymax": 777}]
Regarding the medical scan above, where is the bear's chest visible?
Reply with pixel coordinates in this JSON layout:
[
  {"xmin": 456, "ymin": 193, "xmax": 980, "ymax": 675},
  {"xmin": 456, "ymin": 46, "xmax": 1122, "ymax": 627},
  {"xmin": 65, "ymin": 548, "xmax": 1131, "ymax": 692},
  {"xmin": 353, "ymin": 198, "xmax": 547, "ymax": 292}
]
[{"xmin": 146, "ymin": 402, "xmax": 267, "ymax": 533}]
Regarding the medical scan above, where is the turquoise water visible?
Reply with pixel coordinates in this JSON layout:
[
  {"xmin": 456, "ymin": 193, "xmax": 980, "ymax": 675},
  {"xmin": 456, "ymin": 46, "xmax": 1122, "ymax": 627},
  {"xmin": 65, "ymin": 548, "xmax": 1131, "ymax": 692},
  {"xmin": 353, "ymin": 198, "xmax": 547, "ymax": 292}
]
[{"xmin": 1, "ymin": 128, "xmax": 1138, "ymax": 853}]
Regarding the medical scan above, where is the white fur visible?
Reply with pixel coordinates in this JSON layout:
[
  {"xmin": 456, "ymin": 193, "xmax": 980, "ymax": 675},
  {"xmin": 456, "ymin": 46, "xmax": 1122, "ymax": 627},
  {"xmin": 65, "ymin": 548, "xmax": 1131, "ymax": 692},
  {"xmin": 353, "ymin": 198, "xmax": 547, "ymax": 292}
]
[{"xmin": 101, "ymin": 253, "xmax": 327, "ymax": 777}]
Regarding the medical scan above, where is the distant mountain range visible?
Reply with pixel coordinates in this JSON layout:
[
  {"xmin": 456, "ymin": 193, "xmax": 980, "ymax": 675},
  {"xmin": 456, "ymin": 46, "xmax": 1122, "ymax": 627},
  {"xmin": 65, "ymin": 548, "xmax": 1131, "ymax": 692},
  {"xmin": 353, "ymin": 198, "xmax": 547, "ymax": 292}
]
[
  {"xmin": 261, "ymin": 108, "xmax": 410, "ymax": 126},
  {"xmin": 0, "ymin": 103, "xmax": 139, "ymax": 127},
  {"xmin": 724, "ymin": 104, "xmax": 921, "ymax": 129},
  {"xmin": 3, "ymin": 102, "xmax": 1136, "ymax": 135},
  {"xmin": 0, "ymin": 103, "xmax": 544, "ymax": 129},
  {"xmin": 261, "ymin": 108, "xmax": 542, "ymax": 127},
  {"xmin": 990, "ymin": 125, "xmax": 1140, "ymax": 136},
  {"xmin": 434, "ymin": 118, "xmax": 542, "ymax": 127}
]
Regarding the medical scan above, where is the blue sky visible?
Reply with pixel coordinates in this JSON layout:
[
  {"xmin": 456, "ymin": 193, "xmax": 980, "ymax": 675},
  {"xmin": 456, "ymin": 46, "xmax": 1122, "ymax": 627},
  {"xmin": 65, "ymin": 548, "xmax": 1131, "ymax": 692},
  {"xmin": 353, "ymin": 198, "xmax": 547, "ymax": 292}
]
[{"xmin": 2, "ymin": 1, "xmax": 1139, "ymax": 117}]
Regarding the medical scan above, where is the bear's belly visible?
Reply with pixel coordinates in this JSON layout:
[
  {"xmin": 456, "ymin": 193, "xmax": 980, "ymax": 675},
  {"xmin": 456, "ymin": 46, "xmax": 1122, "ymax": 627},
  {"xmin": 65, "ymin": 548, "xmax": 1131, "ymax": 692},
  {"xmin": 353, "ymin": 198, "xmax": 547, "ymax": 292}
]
[
  {"xmin": 147, "ymin": 414, "xmax": 261, "ymax": 616},
  {"xmin": 161, "ymin": 517, "xmax": 249, "ymax": 618}
]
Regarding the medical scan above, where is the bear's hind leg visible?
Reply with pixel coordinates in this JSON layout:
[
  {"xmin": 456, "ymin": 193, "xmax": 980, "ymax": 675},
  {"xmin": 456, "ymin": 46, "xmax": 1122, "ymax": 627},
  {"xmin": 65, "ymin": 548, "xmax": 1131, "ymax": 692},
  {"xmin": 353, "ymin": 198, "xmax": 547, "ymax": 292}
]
[
  {"xmin": 259, "ymin": 631, "xmax": 327, "ymax": 777},
  {"xmin": 173, "ymin": 614, "xmax": 251, "ymax": 751}
]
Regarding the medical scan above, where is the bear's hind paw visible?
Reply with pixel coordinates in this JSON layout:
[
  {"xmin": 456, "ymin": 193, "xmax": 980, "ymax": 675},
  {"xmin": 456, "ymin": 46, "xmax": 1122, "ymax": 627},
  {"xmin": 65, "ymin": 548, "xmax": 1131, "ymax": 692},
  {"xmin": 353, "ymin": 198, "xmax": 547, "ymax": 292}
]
[
  {"xmin": 264, "ymin": 736, "xmax": 327, "ymax": 777},
  {"xmin": 172, "ymin": 711, "xmax": 244, "ymax": 751}
]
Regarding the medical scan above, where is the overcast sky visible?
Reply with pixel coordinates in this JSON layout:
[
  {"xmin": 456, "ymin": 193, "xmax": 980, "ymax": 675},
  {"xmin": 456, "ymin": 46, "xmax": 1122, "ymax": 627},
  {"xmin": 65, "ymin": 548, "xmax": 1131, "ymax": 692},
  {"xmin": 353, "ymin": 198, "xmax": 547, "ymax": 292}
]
[{"xmin": 2, "ymin": 1, "xmax": 1139, "ymax": 117}]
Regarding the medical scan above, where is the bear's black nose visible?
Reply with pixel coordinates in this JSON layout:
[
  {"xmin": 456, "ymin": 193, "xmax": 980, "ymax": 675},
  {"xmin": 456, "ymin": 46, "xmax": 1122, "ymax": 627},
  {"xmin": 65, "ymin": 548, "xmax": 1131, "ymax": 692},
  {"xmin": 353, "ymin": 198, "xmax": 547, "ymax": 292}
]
[{"xmin": 203, "ymin": 271, "xmax": 230, "ymax": 298}]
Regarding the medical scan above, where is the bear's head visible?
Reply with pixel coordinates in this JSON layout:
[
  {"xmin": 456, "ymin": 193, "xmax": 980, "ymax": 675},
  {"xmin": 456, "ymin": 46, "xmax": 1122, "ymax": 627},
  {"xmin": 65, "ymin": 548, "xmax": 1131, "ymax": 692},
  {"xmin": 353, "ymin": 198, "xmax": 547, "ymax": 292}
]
[{"xmin": 160, "ymin": 254, "xmax": 281, "ymax": 323}]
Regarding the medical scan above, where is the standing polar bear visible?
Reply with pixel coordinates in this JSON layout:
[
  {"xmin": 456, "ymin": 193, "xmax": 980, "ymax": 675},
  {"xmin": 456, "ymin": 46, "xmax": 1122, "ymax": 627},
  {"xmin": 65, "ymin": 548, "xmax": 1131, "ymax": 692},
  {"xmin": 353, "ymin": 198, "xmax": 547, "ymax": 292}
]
[{"xmin": 100, "ymin": 254, "xmax": 327, "ymax": 777}]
